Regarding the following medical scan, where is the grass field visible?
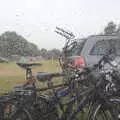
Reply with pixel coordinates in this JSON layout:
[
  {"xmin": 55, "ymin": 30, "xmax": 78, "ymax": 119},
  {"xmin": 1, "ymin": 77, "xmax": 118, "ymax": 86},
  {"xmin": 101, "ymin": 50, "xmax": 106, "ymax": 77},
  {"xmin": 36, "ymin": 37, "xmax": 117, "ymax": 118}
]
[{"xmin": 0, "ymin": 60, "xmax": 62, "ymax": 93}]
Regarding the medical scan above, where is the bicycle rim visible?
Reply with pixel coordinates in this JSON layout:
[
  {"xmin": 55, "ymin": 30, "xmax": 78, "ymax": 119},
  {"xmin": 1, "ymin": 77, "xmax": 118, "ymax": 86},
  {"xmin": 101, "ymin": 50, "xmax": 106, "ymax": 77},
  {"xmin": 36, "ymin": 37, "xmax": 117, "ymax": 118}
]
[{"xmin": 12, "ymin": 109, "xmax": 33, "ymax": 120}]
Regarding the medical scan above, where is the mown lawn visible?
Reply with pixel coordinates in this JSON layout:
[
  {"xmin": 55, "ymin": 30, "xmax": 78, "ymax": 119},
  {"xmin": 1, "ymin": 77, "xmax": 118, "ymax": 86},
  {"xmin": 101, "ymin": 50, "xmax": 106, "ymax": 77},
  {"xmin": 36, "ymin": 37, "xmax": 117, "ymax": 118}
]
[{"xmin": 0, "ymin": 60, "xmax": 62, "ymax": 93}]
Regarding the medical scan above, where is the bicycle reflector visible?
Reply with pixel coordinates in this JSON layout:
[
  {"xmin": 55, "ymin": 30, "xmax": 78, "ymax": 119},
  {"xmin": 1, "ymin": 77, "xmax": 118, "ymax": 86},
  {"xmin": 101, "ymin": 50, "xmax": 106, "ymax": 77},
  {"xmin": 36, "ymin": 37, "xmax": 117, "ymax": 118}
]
[{"xmin": 4, "ymin": 104, "xmax": 11, "ymax": 114}]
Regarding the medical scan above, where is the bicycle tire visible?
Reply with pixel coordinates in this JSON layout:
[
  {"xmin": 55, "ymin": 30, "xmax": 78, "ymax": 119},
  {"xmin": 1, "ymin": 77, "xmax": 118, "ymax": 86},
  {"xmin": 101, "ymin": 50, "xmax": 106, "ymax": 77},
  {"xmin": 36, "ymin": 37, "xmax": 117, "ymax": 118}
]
[
  {"xmin": 86, "ymin": 102, "xmax": 120, "ymax": 120},
  {"xmin": 11, "ymin": 108, "xmax": 33, "ymax": 120}
]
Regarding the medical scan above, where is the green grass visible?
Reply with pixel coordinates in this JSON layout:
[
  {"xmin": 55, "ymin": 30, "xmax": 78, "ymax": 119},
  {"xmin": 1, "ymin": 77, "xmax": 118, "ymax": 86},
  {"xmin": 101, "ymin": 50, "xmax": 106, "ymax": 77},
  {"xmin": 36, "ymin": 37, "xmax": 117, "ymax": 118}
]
[{"xmin": 0, "ymin": 60, "xmax": 62, "ymax": 93}]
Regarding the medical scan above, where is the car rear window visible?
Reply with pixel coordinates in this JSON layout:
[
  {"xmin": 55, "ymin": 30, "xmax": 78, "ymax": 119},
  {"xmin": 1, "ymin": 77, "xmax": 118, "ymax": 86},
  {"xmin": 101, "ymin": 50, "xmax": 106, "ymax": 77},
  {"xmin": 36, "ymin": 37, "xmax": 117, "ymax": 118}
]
[
  {"xmin": 90, "ymin": 39, "xmax": 120, "ymax": 56},
  {"xmin": 67, "ymin": 39, "xmax": 87, "ymax": 56}
]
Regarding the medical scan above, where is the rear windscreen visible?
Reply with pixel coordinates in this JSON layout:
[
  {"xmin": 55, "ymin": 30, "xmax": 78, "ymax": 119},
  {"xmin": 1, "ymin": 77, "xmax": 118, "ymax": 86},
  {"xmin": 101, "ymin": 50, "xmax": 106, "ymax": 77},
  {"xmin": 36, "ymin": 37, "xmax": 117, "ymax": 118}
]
[
  {"xmin": 67, "ymin": 39, "xmax": 87, "ymax": 56},
  {"xmin": 90, "ymin": 39, "xmax": 120, "ymax": 56}
]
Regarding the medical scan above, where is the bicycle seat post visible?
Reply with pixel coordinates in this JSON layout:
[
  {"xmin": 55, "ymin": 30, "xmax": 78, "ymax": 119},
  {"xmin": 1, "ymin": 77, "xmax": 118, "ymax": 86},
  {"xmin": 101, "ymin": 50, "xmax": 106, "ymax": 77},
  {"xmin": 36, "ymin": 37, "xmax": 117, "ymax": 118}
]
[
  {"xmin": 26, "ymin": 67, "xmax": 32, "ymax": 81},
  {"xmin": 47, "ymin": 76, "xmax": 53, "ymax": 88},
  {"xmin": 24, "ymin": 66, "xmax": 36, "ymax": 87}
]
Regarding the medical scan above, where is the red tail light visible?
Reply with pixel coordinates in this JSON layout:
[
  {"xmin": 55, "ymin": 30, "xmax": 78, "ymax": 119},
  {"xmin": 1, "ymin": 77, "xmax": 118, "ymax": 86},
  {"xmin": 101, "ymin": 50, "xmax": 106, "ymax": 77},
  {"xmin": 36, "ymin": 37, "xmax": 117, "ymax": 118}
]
[
  {"xmin": 67, "ymin": 56, "xmax": 85, "ymax": 68},
  {"xmin": 74, "ymin": 56, "xmax": 85, "ymax": 68}
]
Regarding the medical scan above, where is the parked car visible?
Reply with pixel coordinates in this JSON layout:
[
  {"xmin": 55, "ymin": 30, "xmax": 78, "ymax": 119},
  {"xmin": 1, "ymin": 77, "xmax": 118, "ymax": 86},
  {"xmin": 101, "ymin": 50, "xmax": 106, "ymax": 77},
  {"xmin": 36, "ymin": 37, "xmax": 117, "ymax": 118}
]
[
  {"xmin": 64, "ymin": 35, "xmax": 120, "ymax": 67},
  {"xmin": 0, "ymin": 57, "xmax": 9, "ymax": 63}
]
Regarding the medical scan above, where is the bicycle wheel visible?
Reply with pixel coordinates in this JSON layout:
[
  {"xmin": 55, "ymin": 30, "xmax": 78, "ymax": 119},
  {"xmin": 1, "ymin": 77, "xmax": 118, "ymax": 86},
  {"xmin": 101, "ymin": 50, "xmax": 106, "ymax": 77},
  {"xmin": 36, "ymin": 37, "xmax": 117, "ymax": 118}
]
[
  {"xmin": 86, "ymin": 102, "xmax": 120, "ymax": 120},
  {"xmin": 32, "ymin": 95, "xmax": 59, "ymax": 120},
  {"xmin": 12, "ymin": 108, "xmax": 33, "ymax": 120}
]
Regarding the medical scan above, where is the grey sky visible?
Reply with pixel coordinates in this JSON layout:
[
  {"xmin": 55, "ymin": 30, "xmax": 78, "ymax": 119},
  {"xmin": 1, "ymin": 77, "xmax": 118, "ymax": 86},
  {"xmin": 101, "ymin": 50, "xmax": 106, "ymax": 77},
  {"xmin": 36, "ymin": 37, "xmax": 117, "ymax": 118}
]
[{"xmin": 0, "ymin": 0, "xmax": 120, "ymax": 49}]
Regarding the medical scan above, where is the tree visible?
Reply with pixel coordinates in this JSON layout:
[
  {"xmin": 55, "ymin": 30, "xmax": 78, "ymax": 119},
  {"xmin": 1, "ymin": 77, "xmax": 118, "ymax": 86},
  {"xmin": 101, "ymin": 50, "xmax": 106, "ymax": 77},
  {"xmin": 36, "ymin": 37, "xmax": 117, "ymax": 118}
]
[
  {"xmin": 39, "ymin": 48, "xmax": 48, "ymax": 59},
  {"xmin": 39, "ymin": 48, "xmax": 61, "ymax": 60},
  {"xmin": 49, "ymin": 49, "xmax": 61, "ymax": 59},
  {"xmin": 0, "ymin": 31, "xmax": 61, "ymax": 60},
  {"xmin": 104, "ymin": 21, "xmax": 117, "ymax": 35},
  {"xmin": 116, "ymin": 24, "xmax": 120, "ymax": 35},
  {"xmin": 0, "ymin": 31, "xmax": 40, "ymax": 58}
]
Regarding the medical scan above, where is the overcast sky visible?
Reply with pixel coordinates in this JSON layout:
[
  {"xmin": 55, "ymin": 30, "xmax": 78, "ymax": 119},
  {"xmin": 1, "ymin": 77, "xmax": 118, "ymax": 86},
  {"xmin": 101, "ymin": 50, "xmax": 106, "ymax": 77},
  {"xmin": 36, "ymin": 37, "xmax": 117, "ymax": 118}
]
[{"xmin": 0, "ymin": 0, "xmax": 120, "ymax": 49}]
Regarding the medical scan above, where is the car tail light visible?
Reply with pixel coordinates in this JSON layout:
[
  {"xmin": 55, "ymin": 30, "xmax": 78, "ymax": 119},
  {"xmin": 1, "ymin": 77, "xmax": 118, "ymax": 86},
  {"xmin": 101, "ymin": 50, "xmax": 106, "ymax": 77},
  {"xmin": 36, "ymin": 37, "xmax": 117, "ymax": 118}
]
[
  {"xmin": 74, "ymin": 56, "xmax": 85, "ymax": 68},
  {"xmin": 67, "ymin": 56, "xmax": 86, "ymax": 69},
  {"xmin": 65, "ymin": 56, "xmax": 86, "ymax": 69}
]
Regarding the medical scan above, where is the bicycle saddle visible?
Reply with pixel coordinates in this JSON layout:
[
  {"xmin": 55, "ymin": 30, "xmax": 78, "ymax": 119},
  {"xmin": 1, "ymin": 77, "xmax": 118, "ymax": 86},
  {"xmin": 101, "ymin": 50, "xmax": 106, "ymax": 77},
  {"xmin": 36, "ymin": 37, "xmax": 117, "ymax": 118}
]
[
  {"xmin": 16, "ymin": 63, "xmax": 42, "ymax": 69},
  {"xmin": 36, "ymin": 72, "xmax": 64, "ymax": 82}
]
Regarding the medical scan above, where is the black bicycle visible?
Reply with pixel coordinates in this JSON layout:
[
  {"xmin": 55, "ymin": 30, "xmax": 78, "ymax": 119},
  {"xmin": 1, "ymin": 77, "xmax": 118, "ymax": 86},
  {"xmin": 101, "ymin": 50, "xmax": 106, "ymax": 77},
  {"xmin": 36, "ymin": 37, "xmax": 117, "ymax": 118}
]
[
  {"xmin": 66, "ymin": 48, "xmax": 120, "ymax": 120},
  {"xmin": 5, "ymin": 62, "xmax": 77, "ymax": 120}
]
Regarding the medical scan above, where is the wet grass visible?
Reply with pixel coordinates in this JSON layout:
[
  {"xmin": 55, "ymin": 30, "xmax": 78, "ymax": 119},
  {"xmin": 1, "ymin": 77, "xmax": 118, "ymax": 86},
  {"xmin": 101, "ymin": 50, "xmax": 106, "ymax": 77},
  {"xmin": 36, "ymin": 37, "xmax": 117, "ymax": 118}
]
[{"xmin": 0, "ymin": 60, "xmax": 62, "ymax": 93}]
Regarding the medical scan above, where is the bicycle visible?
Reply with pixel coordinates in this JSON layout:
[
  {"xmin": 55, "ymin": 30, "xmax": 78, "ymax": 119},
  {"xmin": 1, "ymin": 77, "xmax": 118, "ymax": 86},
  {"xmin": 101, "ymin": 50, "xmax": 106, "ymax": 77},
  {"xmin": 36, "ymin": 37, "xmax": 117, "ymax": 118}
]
[
  {"xmin": 66, "ymin": 48, "xmax": 120, "ymax": 120},
  {"xmin": 6, "ymin": 62, "xmax": 78, "ymax": 120}
]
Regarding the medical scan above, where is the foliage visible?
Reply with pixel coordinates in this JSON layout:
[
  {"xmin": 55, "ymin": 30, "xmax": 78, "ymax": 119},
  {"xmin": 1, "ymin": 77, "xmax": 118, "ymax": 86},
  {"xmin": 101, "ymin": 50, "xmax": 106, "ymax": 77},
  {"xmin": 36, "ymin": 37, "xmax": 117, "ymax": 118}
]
[
  {"xmin": 104, "ymin": 21, "xmax": 120, "ymax": 35},
  {"xmin": 0, "ymin": 31, "xmax": 61, "ymax": 60},
  {"xmin": 40, "ymin": 48, "xmax": 61, "ymax": 60},
  {"xmin": 0, "ymin": 31, "xmax": 40, "ymax": 58},
  {"xmin": 104, "ymin": 21, "xmax": 117, "ymax": 35}
]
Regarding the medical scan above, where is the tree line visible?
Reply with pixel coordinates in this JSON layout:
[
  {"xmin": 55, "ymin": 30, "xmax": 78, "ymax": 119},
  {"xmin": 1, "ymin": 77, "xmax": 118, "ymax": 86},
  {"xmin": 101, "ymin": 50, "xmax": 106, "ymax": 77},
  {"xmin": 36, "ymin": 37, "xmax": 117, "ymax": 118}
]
[{"xmin": 0, "ymin": 31, "xmax": 61, "ymax": 60}]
